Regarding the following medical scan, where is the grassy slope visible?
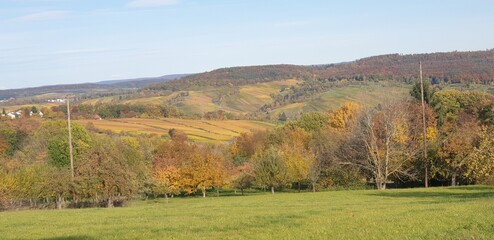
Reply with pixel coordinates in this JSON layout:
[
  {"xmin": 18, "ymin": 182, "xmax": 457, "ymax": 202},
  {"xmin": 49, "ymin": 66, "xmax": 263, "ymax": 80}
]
[
  {"xmin": 1, "ymin": 186, "xmax": 493, "ymax": 239},
  {"xmin": 225, "ymin": 79, "xmax": 300, "ymax": 112},
  {"xmin": 270, "ymin": 82, "xmax": 409, "ymax": 117},
  {"xmin": 175, "ymin": 80, "xmax": 300, "ymax": 114},
  {"xmin": 68, "ymin": 80, "xmax": 408, "ymax": 118},
  {"xmin": 77, "ymin": 118, "xmax": 275, "ymax": 142},
  {"xmin": 170, "ymin": 81, "xmax": 409, "ymax": 117}
]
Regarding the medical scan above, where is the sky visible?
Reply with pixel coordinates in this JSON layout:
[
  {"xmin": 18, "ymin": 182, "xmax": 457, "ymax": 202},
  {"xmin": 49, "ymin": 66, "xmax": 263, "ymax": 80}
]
[{"xmin": 1, "ymin": 0, "xmax": 493, "ymax": 90}]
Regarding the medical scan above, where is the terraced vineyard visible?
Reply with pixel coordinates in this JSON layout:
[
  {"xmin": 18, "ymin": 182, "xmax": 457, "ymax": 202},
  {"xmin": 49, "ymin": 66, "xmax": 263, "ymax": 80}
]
[{"xmin": 77, "ymin": 118, "xmax": 276, "ymax": 142}]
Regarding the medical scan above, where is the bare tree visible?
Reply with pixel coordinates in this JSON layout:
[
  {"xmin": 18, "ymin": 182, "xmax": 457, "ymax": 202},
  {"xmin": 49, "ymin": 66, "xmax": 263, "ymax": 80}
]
[{"xmin": 342, "ymin": 101, "xmax": 418, "ymax": 189}]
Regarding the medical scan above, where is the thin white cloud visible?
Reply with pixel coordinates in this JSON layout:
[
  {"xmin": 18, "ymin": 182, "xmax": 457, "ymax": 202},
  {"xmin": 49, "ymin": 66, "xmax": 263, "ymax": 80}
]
[
  {"xmin": 9, "ymin": 10, "xmax": 68, "ymax": 22},
  {"xmin": 127, "ymin": 0, "xmax": 178, "ymax": 8}
]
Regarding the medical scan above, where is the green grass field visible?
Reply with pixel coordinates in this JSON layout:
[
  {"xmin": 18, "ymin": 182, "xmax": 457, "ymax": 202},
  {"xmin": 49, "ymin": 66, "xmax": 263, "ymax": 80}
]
[{"xmin": 1, "ymin": 186, "xmax": 493, "ymax": 239}]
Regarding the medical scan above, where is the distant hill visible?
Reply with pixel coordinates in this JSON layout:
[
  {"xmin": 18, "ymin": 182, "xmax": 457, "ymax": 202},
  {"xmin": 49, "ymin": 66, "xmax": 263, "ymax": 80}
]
[
  {"xmin": 3, "ymin": 49, "xmax": 493, "ymax": 119},
  {"xmin": 145, "ymin": 65, "xmax": 310, "ymax": 91},
  {"xmin": 147, "ymin": 49, "xmax": 494, "ymax": 91},
  {"xmin": 0, "ymin": 74, "xmax": 190, "ymax": 99},
  {"xmin": 96, "ymin": 74, "xmax": 190, "ymax": 86},
  {"xmin": 312, "ymin": 50, "xmax": 494, "ymax": 83}
]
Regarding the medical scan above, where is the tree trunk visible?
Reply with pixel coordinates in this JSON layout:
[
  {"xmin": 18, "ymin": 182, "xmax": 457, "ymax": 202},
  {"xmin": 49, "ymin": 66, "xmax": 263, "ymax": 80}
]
[
  {"xmin": 107, "ymin": 197, "xmax": 114, "ymax": 208},
  {"xmin": 216, "ymin": 187, "xmax": 220, "ymax": 197},
  {"xmin": 298, "ymin": 182, "xmax": 301, "ymax": 193},
  {"xmin": 202, "ymin": 186, "xmax": 206, "ymax": 198},
  {"xmin": 451, "ymin": 174, "xmax": 457, "ymax": 186},
  {"xmin": 240, "ymin": 188, "xmax": 244, "ymax": 195},
  {"xmin": 165, "ymin": 193, "xmax": 169, "ymax": 203},
  {"xmin": 312, "ymin": 182, "xmax": 316, "ymax": 193},
  {"xmin": 271, "ymin": 186, "xmax": 275, "ymax": 194},
  {"xmin": 56, "ymin": 195, "xmax": 63, "ymax": 210},
  {"xmin": 376, "ymin": 181, "xmax": 386, "ymax": 190}
]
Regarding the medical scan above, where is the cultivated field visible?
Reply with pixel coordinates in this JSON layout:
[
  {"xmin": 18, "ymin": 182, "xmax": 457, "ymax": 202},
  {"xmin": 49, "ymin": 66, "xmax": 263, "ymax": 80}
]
[
  {"xmin": 1, "ymin": 186, "xmax": 493, "ymax": 239},
  {"xmin": 76, "ymin": 118, "xmax": 276, "ymax": 141}
]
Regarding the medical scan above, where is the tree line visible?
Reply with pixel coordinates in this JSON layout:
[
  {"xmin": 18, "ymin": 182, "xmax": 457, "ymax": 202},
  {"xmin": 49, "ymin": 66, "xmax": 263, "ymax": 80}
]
[
  {"xmin": 1, "ymin": 83, "xmax": 493, "ymax": 210},
  {"xmin": 146, "ymin": 50, "xmax": 494, "ymax": 93}
]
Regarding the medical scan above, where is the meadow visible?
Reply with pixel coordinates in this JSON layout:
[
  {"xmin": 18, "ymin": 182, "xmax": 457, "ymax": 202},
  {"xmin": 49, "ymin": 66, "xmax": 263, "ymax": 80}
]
[
  {"xmin": 1, "ymin": 186, "xmax": 493, "ymax": 240},
  {"xmin": 76, "ymin": 118, "xmax": 276, "ymax": 141}
]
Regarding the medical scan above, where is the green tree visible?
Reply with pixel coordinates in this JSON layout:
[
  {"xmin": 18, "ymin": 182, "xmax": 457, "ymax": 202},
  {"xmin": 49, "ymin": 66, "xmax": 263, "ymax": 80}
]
[
  {"xmin": 278, "ymin": 112, "xmax": 288, "ymax": 122},
  {"xmin": 466, "ymin": 127, "xmax": 494, "ymax": 184},
  {"xmin": 285, "ymin": 112, "xmax": 329, "ymax": 132},
  {"xmin": 0, "ymin": 125, "xmax": 27, "ymax": 157},
  {"xmin": 253, "ymin": 147, "xmax": 289, "ymax": 194},
  {"xmin": 31, "ymin": 106, "xmax": 38, "ymax": 114},
  {"xmin": 41, "ymin": 165, "xmax": 71, "ymax": 209},
  {"xmin": 40, "ymin": 121, "xmax": 91, "ymax": 167},
  {"xmin": 410, "ymin": 79, "xmax": 433, "ymax": 104},
  {"xmin": 76, "ymin": 134, "xmax": 136, "ymax": 207}
]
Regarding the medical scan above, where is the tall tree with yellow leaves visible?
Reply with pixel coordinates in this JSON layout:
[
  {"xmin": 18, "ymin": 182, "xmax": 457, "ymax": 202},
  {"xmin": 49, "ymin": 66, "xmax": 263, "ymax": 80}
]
[{"xmin": 346, "ymin": 101, "xmax": 419, "ymax": 189}]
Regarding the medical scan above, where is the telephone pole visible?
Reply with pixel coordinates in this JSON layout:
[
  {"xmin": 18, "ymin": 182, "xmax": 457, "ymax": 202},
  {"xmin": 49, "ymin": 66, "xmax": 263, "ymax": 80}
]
[
  {"xmin": 419, "ymin": 62, "xmax": 428, "ymax": 188},
  {"xmin": 67, "ymin": 97, "xmax": 74, "ymax": 179}
]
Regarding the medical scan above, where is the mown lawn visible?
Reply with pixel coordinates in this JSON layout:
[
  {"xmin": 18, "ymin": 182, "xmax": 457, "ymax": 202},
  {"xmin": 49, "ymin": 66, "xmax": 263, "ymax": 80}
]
[{"xmin": 1, "ymin": 186, "xmax": 493, "ymax": 239}]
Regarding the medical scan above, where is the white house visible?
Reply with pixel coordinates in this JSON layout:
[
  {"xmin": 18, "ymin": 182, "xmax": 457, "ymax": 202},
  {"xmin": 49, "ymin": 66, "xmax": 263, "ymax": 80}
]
[{"xmin": 47, "ymin": 99, "xmax": 66, "ymax": 103}]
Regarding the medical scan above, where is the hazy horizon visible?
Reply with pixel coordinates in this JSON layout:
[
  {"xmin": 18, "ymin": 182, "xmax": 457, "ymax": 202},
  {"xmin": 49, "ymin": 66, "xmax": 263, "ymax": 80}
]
[{"xmin": 1, "ymin": 0, "xmax": 494, "ymax": 90}]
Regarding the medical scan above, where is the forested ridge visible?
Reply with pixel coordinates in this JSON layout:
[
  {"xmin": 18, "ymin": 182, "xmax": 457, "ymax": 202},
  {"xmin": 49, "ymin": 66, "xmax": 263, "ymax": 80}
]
[{"xmin": 147, "ymin": 49, "xmax": 494, "ymax": 91}]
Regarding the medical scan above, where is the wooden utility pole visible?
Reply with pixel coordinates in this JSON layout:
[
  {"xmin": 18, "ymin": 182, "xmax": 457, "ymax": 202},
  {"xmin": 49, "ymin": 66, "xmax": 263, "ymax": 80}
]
[
  {"xmin": 419, "ymin": 62, "xmax": 428, "ymax": 188},
  {"xmin": 67, "ymin": 98, "xmax": 75, "ymax": 179}
]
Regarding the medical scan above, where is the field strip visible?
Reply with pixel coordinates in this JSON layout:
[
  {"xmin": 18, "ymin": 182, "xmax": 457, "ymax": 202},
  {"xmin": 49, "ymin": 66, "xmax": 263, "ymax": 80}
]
[
  {"xmin": 158, "ymin": 119, "xmax": 235, "ymax": 138},
  {"xmin": 112, "ymin": 119, "xmax": 233, "ymax": 140},
  {"xmin": 77, "ymin": 118, "xmax": 275, "ymax": 142},
  {"xmin": 200, "ymin": 121, "xmax": 241, "ymax": 134}
]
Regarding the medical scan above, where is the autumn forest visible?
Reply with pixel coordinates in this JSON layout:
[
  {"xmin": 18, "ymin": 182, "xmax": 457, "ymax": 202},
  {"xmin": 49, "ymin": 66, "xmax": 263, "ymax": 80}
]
[{"xmin": 1, "ymin": 75, "xmax": 494, "ymax": 211}]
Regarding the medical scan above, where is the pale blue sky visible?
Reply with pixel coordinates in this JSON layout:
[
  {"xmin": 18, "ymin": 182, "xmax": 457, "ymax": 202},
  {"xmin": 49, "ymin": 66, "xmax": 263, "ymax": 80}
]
[{"xmin": 1, "ymin": 0, "xmax": 493, "ymax": 89}]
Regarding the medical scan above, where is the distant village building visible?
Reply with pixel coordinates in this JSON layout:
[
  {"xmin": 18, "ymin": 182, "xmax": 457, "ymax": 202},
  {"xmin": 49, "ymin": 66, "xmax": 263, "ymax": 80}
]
[
  {"xmin": 30, "ymin": 111, "xmax": 44, "ymax": 117},
  {"xmin": 47, "ymin": 99, "xmax": 66, "ymax": 103},
  {"xmin": 7, "ymin": 112, "xmax": 16, "ymax": 119}
]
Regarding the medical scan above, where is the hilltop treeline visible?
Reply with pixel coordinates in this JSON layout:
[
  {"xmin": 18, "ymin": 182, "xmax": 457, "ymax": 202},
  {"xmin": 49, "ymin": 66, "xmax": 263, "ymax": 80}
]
[
  {"xmin": 1, "ymin": 84, "xmax": 493, "ymax": 210},
  {"xmin": 147, "ymin": 49, "xmax": 494, "ymax": 92},
  {"xmin": 314, "ymin": 50, "xmax": 494, "ymax": 83},
  {"xmin": 145, "ymin": 65, "xmax": 311, "ymax": 91}
]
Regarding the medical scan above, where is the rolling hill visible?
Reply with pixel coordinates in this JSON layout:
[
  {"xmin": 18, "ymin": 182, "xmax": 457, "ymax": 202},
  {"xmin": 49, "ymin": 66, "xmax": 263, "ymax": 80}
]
[
  {"xmin": 2, "ymin": 49, "xmax": 493, "ymax": 133},
  {"xmin": 0, "ymin": 74, "xmax": 190, "ymax": 99},
  {"xmin": 147, "ymin": 49, "xmax": 494, "ymax": 92}
]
